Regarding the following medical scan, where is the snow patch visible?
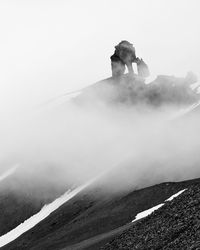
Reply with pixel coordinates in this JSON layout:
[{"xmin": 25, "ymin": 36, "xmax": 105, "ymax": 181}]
[
  {"xmin": 132, "ymin": 189, "xmax": 187, "ymax": 222},
  {"xmin": 165, "ymin": 189, "xmax": 187, "ymax": 202},
  {"xmin": 132, "ymin": 204, "xmax": 164, "ymax": 222}
]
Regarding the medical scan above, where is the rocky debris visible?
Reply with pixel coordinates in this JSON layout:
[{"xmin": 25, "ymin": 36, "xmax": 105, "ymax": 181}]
[
  {"xmin": 110, "ymin": 41, "xmax": 150, "ymax": 78},
  {"xmin": 73, "ymin": 72, "xmax": 199, "ymax": 108},
  {"xmin": 102, "ymin": 184, "xmax": 200, "ymax": 249}
]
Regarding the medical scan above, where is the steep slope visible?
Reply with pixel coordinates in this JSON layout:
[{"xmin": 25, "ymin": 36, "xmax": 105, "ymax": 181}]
[
  {"xmin": 0, "ymin": 72, "xmax": 199, "ymax": 249},
  {"xmin": 0, "ymin": 165, "xmax": 70, "ymax": 236},
  {"xmin": 71, "ymin": 73, "xmax": 199, "ymax": 107},
  {"xmin": 1, "ymin": 177, "xmax": 200, "ymax": 250},
  {"xmin": 102, "ymin": 183, "xmax": 200, "ymax": 249}
]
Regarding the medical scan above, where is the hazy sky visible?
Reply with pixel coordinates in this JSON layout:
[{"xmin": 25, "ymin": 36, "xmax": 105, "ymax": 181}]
[{"xmin": 0, "ymin": 0, "xmax": 199, "ymax": 112}]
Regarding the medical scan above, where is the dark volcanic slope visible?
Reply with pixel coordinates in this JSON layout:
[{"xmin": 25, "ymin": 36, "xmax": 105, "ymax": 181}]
[
  {"xmin": 1, "ymin": 178, "xmax": 200, "ymax": 250},
  {"xmin": 0, "ymin": 166, "xmax": 69, "ymax": 236},
  {"xmin": 102, "ymin": 184, "xmax": 200, "ymax": 250}
]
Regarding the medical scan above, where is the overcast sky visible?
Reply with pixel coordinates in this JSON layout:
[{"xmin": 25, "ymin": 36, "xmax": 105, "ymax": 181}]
[{"xmin": 0, "ymin": 0, "xmax": 199, "ymax": 112}]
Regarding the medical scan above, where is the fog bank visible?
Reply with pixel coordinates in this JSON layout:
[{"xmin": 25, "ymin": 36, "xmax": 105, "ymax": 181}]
[{"xmin": 0, "ymin": 76, "xmax": 200, "ymax": 196}]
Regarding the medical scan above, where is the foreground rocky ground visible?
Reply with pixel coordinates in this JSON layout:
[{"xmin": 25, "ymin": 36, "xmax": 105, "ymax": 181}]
[
  {"xmin": 102, "ymin": 184, "xmax": 200, "ymax": 249},
  {"xmin": 2, "ymin": 177, "xmax": 200, "ymax": 250}
]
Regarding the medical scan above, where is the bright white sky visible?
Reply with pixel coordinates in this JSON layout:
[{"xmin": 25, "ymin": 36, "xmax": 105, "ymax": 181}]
[{"xmin": 0, "ymin": 0, "xmax": 199, "ymax": 112}]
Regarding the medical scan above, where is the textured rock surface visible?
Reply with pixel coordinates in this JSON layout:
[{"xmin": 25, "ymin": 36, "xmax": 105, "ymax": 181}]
[
  {"xmin": 102, "ymin": 184, "xmax": 200, "ymax": 249},
  {"xmin": 1, "ymin": 178, "xmax": 200, "ymax": 250}
]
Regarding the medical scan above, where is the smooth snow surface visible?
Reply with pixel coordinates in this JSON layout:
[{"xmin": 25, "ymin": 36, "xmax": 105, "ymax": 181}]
[
  {"xmin": 132, "ymin": 189, "xmax": 187, "ymax": 222},
  {"xmin": 132, "ymin": 204, "xmax": 164, "ymax": 222},
  {"xmin": 0, "ymin": 177, "xmax": 95, "ymax": 247},
  {"xmin": 0, "ymin": 164, "xmax": 19, "ymax": 182},
  {"xmin": 165, "ymin": 189, "xmax": 187, "ymax": 201}
]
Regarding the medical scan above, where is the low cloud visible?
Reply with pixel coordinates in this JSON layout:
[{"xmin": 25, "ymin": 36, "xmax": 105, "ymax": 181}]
[{"xmin": 0, "ymin": 73, "xmax": 200, "ymax": 197}]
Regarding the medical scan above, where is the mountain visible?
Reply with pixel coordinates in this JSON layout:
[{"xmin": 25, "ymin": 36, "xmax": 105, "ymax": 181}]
[
  {"xmin": 43, "ymin": 72, "xmax": 199, "ymax": 109},
  {"xmin": 0, "ymin": 164, "xmax": 70, "ymax": 237},
  {"xmin": 1, "ymin": 177, "xmax": 200, "ymax": 250},
  {"xmin": 0, "ymin": 72, "xmax": 199, "ymax": 249}
]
